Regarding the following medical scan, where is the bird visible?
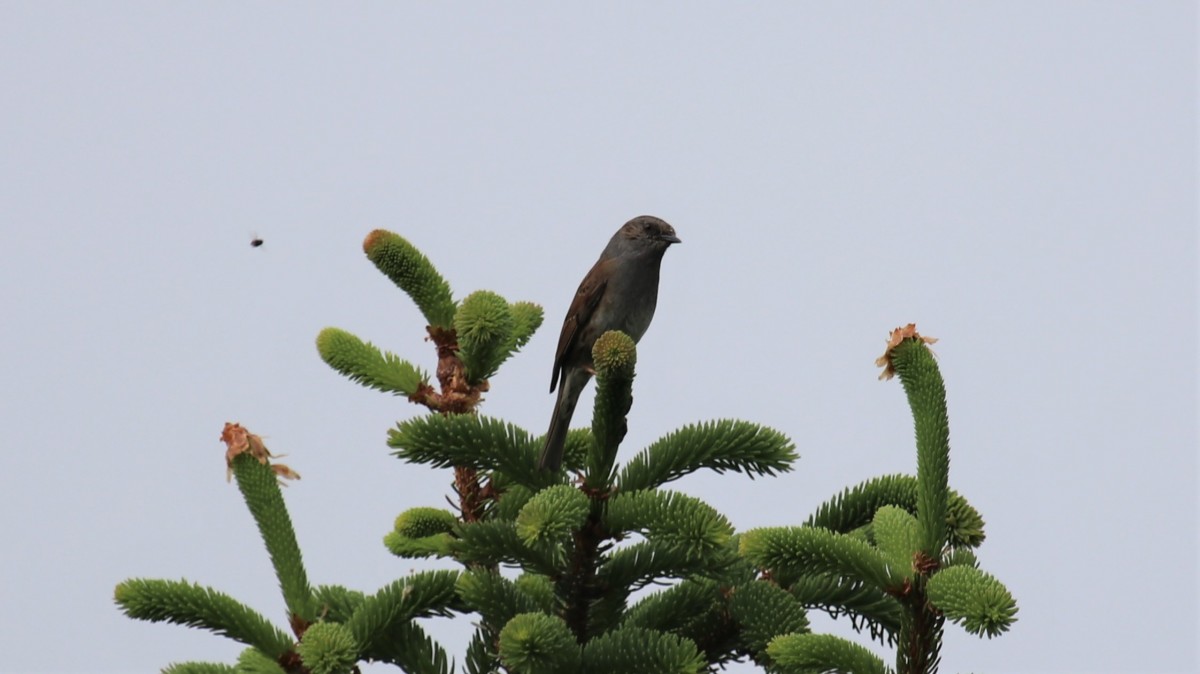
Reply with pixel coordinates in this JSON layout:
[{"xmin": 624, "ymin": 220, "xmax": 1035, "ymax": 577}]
[{"xmin": 538, "ymin": 215, "xmax": 681, "ymax": 471}]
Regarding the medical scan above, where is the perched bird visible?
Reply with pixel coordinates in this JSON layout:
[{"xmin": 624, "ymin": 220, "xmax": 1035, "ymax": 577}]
[{"xmin": 538, "ymin": 215, "xmax": 681, "ymax": 471}]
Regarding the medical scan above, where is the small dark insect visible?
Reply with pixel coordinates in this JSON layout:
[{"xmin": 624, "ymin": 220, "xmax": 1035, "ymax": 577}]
[{"xmin": 250, "ymin": 237, "xmax": 264, "ymax": 248}]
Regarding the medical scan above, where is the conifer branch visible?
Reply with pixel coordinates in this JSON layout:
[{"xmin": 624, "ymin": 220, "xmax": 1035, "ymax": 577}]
[
  {"xmin": 362, "ymin": 229, "xmax": 456, "ymax": 329},
  {"xmin": 113, "ymin": 579, "xmax": 294, "ymax": 658},
  {"xmin": 585, "ymin": 330, "xmax": 637, "ymax": 486}
]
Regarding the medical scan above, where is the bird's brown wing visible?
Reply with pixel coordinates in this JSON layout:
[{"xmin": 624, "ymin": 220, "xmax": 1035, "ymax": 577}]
[{"xmin": 550, "ymin": 263, "xmax": 609, "ymax": 392}]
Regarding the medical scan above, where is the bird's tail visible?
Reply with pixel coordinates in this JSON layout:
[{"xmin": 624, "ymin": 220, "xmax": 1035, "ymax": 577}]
[{"xmin": 538, "ymin": 371, "xmax": 587, "ymax": 471}]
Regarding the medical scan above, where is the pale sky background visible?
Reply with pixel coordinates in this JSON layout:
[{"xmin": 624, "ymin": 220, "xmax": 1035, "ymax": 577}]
[{"xmin": 1, "ymin": 3, "xmax": 1196, "ymax": 673}]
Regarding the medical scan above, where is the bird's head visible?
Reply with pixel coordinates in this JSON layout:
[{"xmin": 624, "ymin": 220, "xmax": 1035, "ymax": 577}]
[{"xmin": 614, "ymin": 215, "xmax": 681, "ymax": 252}]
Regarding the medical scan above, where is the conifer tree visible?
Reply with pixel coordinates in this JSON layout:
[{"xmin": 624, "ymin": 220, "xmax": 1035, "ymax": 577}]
[
  {"xmin": 114, "ymin": 232, "xmax": 1015, "ymax": 674},
  {"xmin": 740, "ymin": 325, "xmax": 1018, "ymax": 673}
]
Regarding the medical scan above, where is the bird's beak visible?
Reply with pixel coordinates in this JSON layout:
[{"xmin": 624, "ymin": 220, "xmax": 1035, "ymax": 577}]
[{"xmin": 659, "ymin": 233, "xmax": 682, "ymax": 244}]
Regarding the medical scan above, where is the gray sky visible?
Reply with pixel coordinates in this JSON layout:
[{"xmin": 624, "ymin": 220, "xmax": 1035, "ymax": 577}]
[{"xmin": 1, "ymin": 3, "xmax": 1195, "ymax": 673}]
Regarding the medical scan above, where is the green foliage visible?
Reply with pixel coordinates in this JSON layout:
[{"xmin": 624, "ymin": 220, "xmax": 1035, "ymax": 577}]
[
  {"xmin": 451, "ymin": 292, "xmax": 543, "ymax": 384},
  {"xmin": 767, "ymin": 633, "xmax": 890, "ymax": 674},
  {"xmin": 345, "ymin": 570, "xmax": 459, "ymax": 657},
  {"xmin": 455, "ymin": 290, "xmax": 515, "ymax": 383},
  {"xmin": 740, "ymin": 527, "xmax": 904, "ymax": 592},
  {"xmin": 235, "ymin": 648, "xmax": 286, "ymax": 673},
  {"xmin": 493, "ymin": 483, "xmax": 536, "ymax": 520},
  {"xmin": 117, "ymin": 431, "xmax": 462, "ymax": 673},
  {"xmin": 324, "ymin": 230, "xmax": 543, "ymax": 418},
  {"xmin": 371, "ymin": 620, "xmax": 454, "ymax": 674},
  {"xmin": 118, "ymin": 220, "xmax": 1015, "ymax": 674},
  {"xmin": 464, "ymin": 627, "xmax": 501, "ymax": 674},
  {"xmin": 804, "ymin": 474, "xmax": 985, "ymax": 550},
  {"xmin": 452, "ymin": 520, "xmax": 560, "ymax": 574},
  {"xmin": 163, "ymin": 663, "xmax": 240, "ymax": 674},
  {"xmin": 788, "ymin": 573, "xmax": 902, "ymax": 644},
  {"xmin": 514, "ymin": 573, "xmax": 556, "ymax": 613},
  {"xmin": 297, "ymin": 622, "xmax": 358, "ymax": 674},
  {"xmin": 388, "ymin": 414, "xmax": 545, "ymax": 488},
  {"xmin": 727, "ymin": 580, "xmax": 812, "ymax": 657},
  {"xmin": 229, "ymin": 452, "xmax": 317, "ymax": 622},
  {"xmin": 740, "ymin": 328, "xmax": 1018, "ymax": 674},
  {"xmin": 620, "ymin": 419, "xmax": 798, "ymax": 492},
  {"xmin": 606, "ymin": 490, "xmax": 733, "ymax": 558},
  {"xmin": 378, "ymin": 329, "xmax": 803, "ymax": 670},
  {"xmin": 385, "ymin": 507, "xmax": 458, "ymax": 559},
  {"xmin": 384, "ymin": 529, "xmax": 455, "ymax": 559},
  {"xmin": 623, "ymin": 578, "xmax": 732, "ymax": 652},
  {"xmin": 557, "ymin": 427, "xmax": 595, "ymax": 472},
  {"xmin": 585, "ymin": 330, "xmax": 637, "ymax": 483},
  {"xmin": 599, "ymin": 539, "xmax": 736, "ymax": 596},
  {"xmin": 516, "ymin": 484, "xmax": 591, "ymax": 560},
  {"xmin": 508, "ymin": 301, "xmax": 544, "ymax": 350},
  {"xmin": 926, "ymin": 566, "xmax": 1018, "ymax": 637},
  {"xmin": 457, "ymin": 570, "xmax": 544, "ymax": 633},
  {"xmin": 593, "ymin": 329, "xmax": 639, "ymax": 374},
  {"xmin": 498, "ymin": 613, "xmax": 580, "ymax": 674},
  {"xmin": 316, "ymin": 327, "xmax": 428, "ymax": 397},
  {"xmin": 580, "ymin": 625, "xmax": 706, "ymax": 674},
  {"xmin": 619, "ymin": 557, "xmax": 792, "ymax": 668},
  {"xmin": 113, "ymin": 578, "xmax": 293, "ymax": 657},
  {"xmin": 871, "ymin": 505, "xmax": 921, "ymax": 578},
  {"xmin": 396, "ymin": 507, "xmax": 457, "ymax": 537},
  {"xmin": 890, "ymin": 338, "xmax": 952, "ymax": 556},
  {"xmin": 941, "ymin": 548, "xmax": 979, "ymax": 569},
  {"xmin": 312, "ymin": 585, "xmax": 366, "ymax": 623},
  {"xmin": 363, "ymin": 229, "xmax": 456, "ymax": 328},
  {"xmin": 941, "ymin": 494, "xmax": 987, "ymax": 549}
]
